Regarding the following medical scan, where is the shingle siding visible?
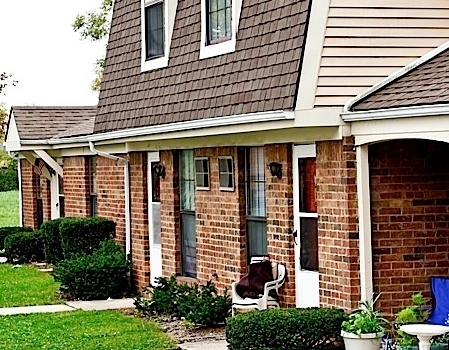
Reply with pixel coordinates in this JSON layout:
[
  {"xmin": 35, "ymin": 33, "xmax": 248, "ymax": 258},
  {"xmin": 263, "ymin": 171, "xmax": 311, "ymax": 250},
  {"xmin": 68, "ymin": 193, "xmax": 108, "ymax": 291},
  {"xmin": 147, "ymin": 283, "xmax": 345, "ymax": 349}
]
[{"xmin": 95, "ymin": 0, "xmax": 311, "ymax": 134}]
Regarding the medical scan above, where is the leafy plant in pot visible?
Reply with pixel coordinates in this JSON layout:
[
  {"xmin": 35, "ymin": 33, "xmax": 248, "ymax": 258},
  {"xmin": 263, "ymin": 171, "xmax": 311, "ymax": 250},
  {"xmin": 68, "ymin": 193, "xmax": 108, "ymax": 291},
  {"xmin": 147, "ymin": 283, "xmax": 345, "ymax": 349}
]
[
  {"xmin": 341, "ymin": 294, "xmax": 389, "ymax": 350},
  {"xmin": 395, "ymin": 292, "xmax": 448, "ymax": 350}
]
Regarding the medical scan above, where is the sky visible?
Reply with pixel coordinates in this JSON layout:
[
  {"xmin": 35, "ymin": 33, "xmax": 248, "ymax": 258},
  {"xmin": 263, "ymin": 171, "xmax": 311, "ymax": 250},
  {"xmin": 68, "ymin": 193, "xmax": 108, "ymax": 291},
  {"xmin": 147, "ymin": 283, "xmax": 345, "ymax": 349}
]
[{"xmin": 0, "ymin": 0, "xmax": 107, "ymax": 109}]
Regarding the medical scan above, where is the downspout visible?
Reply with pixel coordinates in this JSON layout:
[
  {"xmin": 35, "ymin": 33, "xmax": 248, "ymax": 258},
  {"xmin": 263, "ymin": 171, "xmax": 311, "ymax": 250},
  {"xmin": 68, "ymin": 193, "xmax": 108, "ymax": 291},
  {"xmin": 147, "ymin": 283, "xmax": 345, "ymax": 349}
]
[{"xmin": 89, "ymin": 141, "xmax": 131, "ymax": 259}]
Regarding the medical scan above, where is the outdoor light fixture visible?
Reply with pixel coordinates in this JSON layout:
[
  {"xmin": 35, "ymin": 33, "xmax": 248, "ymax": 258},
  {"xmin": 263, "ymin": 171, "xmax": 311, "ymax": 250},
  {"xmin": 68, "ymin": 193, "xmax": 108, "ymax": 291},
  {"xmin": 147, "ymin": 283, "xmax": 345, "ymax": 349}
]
[
  {"xmin": 152, "ymin": 164, "xmax": 165, "ymax": 178},
  {"xmin": 268, "ymin": 162, "xmax": 282, "ymax": 179}
]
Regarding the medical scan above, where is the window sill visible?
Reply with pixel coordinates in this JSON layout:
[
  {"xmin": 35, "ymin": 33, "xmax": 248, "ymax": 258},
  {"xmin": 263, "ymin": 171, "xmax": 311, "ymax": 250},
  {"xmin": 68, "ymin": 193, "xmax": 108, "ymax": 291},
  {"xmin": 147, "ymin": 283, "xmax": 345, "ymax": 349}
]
[
  {"xmin": 199, "ymin": 38, "xmax": 236, "ymax": 59},
  {"xmin": 141, "ymin": 55, "xmax": 169, "ymax": 72}
]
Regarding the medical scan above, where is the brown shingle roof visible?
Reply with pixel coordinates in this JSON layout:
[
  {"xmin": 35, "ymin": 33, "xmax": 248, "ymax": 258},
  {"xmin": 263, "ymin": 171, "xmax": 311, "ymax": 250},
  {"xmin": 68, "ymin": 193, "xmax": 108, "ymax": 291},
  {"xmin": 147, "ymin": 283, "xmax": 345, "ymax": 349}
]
[
  {"xmin": 11, "ymin": 106, "xmax": 97, "ymax": 140},
  {"xmin": 94, "ymin": 0, "xmax": 311, "ymax": 134},
  {"xmin": 352, "ymin": 46, "xmax": 449, "ymax": 111}
]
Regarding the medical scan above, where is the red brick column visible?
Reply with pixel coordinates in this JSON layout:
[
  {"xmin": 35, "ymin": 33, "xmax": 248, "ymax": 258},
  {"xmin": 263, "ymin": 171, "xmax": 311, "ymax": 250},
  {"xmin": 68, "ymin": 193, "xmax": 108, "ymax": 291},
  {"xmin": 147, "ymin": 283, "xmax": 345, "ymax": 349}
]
[
  {"xmin": 20, "ymin": 159, "xmax": 38, "ymax": 229},
  {"xmin": 316, "ymin": 137, "xmax": 360, "ymax": 312},
  {"xmin": 265, "ymin": 143, "xmax": 295, "ymax": 307},
  {"xmin": 129, "ymin": 152, "xmax": 150, "ymax": 292},
  {"xmin": 41, "ymin": 177, "xmax": 51, "ymax": 222},
  {"xmin": 97, "ymin": 156, "xmax": 126, "ymax": 247},
  {"xmin": 63, "ymin": 156, "xmax": 90, "ymax": 217},
  {"xmin": 195, "ymin": 147, "xmax": 247, "ymax": 292},
  {"xmin": 160, "ymin": 150, "xmax": 181, "ymax": 277}
]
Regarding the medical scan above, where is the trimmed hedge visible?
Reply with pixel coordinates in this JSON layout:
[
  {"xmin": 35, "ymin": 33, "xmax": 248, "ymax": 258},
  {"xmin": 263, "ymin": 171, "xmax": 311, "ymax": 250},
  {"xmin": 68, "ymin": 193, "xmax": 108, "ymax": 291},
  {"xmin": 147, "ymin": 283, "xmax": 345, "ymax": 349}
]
[
  {"xmin": 0, "ymin": 226, "xmax": 33, "ymax": 251},
  {"xmin": 4, "ymin": 231, "xmax": 45, "ymax": 263},
  {"xmin": 226, "ymin": 308, "xmax": 348, "ymax": 350},
  {"xmin": 40, "ymin": 218, "xmax": 70, "ymax": 264},
  {"xmin": 0, "ymin": 168, "xmax": 18, "ymax": 192},
  {"xmin": 54, "ymin": 239, "xmax": 130, "ymax": 300},
  {"xmin": 59, "ymin": 217, "xmax": 116, "ymax": 259}
]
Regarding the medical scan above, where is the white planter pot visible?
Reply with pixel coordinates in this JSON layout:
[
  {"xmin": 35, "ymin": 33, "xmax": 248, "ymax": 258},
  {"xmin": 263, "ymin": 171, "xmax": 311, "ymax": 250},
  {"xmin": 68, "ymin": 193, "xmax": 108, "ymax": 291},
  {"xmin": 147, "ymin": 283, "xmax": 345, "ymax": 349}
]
[{"xmin": 341, "ymin": 330, "xmax": 383, "ymax": 350}]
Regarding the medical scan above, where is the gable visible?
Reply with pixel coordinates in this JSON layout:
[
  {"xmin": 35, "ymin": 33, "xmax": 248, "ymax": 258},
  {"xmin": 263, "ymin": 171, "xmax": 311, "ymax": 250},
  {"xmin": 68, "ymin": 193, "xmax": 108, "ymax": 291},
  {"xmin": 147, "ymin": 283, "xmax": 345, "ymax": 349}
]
[{"xmin": 94, "ymin": 0, "xmax": 311, "ymax": 134}]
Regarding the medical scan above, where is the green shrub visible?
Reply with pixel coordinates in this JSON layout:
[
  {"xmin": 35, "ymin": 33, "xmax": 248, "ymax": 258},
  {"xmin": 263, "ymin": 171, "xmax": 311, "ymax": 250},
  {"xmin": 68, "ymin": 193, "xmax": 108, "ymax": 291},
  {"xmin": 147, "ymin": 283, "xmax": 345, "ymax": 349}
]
[
  {"xmin": 226, "ymin": 308, "xmax": 348, "ymax": 350},
  {"xmin": 59, "ymin": 217, "xmax": 116, "ymax": 259},
  {"xmin": 0, "ymin": 226, "xmax": 33, "ymax": 251},
  {"xmin": 40, "ymin": 218, "xmax": 70, "ymax": 264},
  {"xmin": 54, "ymin": 239, "xmax": 130, "ymax": 300},
  {"xmin": 4, "ymin": 231, "xmax": 45, "ymax": 264},
  {"xmin": 0, "ymin": 168, "xmax": 18, "ymax": 192},
  {"xmin": 134, "ymin": 276, "xmax": 231, "ymax": 326}
]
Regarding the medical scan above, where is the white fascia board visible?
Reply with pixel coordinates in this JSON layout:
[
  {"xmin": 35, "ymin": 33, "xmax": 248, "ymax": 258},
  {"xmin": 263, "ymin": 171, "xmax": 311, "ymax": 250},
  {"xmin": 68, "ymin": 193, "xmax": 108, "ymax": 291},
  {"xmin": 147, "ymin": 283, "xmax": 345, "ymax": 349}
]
[
  {"xmin": 344, "ymin": 39, "xmax": 449, "ymax": 113},
  {"xmin": 88, "ymin": 110, "xmax": 294, "ymax": 142},
  {"xmin": 341, "ymin": 103, "xmax": 449, "ymax": 122}
]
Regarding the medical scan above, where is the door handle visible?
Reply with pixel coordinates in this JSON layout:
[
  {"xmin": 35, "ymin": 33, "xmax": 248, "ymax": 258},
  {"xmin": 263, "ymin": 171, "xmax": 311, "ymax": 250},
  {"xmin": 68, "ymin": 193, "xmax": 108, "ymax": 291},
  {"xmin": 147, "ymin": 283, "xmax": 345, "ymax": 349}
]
[{"xmin": 292, "ymin": 230, "xmax": 298, "ymax": 245}]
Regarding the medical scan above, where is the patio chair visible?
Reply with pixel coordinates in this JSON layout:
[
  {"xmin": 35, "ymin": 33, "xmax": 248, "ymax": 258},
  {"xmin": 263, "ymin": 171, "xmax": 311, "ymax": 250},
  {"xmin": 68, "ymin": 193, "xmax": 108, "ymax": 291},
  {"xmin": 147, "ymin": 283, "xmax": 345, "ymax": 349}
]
[
  {"xmin": 231, "ymin": 256, "xmax": 286, "ymax": 316},
  {"xmin": 427, "ymin": 276, "xmax": 449, "ymax": 326}
]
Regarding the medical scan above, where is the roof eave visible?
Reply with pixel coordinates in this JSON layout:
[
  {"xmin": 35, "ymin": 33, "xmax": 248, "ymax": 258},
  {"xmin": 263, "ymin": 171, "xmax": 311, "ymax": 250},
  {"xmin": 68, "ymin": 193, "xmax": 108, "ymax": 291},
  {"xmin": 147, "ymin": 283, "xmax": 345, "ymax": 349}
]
[{"xmin": 341, "ymin": 103, "xmax": 449, "ymax": 122}]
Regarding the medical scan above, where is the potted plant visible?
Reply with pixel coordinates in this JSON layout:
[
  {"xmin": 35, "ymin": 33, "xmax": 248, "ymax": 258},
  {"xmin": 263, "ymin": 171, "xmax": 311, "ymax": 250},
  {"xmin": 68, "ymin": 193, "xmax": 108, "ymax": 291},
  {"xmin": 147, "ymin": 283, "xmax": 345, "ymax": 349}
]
[
  {"xmin": 395, "ymin": 292, "xmax": 449, "ymax": 350},
  {"xmin": 341, "ymin": 294, "xmax": 388, "ymax": 350}
]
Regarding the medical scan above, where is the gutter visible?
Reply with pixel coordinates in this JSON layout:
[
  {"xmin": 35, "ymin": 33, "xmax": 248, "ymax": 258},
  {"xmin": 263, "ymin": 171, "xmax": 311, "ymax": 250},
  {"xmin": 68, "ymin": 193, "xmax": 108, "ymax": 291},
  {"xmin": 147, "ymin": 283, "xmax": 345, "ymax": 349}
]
[{"xmin": 89, "ymin": 141, "xmax": 131, "ymax": 259}]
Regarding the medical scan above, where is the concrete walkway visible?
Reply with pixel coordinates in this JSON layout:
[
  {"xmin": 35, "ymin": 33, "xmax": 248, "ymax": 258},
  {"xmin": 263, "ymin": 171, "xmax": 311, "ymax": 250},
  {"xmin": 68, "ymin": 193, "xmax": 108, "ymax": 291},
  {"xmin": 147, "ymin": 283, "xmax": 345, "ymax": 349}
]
[{"xmin": 0, "ymin": 298, "xmax": 228, "ymax": 350}]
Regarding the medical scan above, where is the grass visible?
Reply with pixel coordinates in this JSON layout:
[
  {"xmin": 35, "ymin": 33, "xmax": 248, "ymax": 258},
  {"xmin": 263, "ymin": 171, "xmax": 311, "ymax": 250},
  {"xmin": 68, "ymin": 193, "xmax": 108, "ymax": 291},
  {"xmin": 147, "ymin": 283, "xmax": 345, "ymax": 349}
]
[
  {"xmin": 0, "ymin": 310, "xmax": 178, "ymax": 350},
  {"xmin": 0, "ymin": 264, "xmax": 63, "ymax": 307},
  {"xmin": 0, "ymin": 190, "xmax": 19, "ymax": 227}
]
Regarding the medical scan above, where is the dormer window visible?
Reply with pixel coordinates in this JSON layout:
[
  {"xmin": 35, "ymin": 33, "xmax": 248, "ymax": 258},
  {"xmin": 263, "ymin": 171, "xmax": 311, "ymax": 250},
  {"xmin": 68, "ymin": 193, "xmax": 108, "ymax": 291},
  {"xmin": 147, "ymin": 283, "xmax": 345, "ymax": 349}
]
[
  {"xmin": 207, "ymin": 0, "xmax": 232, "ymax": 45},
  {"xmin": 200, "ymin": 0, "xmax": 242, "ymax": 59},
  {"xmin": 140, "ymin": 0, "xmax": 178, "ymax": 71},
  {"xmin": 144, "ymin": 1, "xmax": 164, "ymax": 59}
]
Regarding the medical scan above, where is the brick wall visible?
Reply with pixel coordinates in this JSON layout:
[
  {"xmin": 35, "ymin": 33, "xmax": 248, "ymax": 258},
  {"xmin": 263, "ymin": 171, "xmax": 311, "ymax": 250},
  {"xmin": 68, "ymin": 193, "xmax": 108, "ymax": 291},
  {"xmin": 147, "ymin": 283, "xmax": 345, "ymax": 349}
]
[
  {"xmin": 41, "ymin": 177, "xmax": 51, "ymax": 222},
  {"xmin": 316, "ymin": 137, "xmax": 360, "ymax": 312},
  {"xmin": 63, "ymin": 156, "xmax": 90, "ymax": 217},
  {"xmin": 129, "ymin": 152, "xmax": 150, "ymax": 292},
  {"xmin": 265, "ymin": 144, "xmax": 295, "ymax": 307},
  {"xmin": 194, "ymin": 147, "xmax": 247, "ymax": 292},
  {"xmin": 97, "ymin": 156, "xmax": 126, "ymax": 246},
  {"xmin": 370, "ymin": 139, "xmax": 449, "ymax": 317},
  {"xmin": 20, "ymin": 159, "xmax": 38, "ymax": 229}
]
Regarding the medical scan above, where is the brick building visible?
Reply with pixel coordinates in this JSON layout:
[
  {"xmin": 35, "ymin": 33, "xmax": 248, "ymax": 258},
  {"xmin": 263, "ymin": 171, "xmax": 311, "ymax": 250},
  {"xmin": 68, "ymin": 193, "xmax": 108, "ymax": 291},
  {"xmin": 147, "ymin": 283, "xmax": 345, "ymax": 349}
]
[{"xmin": 4, "ymin": 1, "xmax": 449, "ymax": 317}]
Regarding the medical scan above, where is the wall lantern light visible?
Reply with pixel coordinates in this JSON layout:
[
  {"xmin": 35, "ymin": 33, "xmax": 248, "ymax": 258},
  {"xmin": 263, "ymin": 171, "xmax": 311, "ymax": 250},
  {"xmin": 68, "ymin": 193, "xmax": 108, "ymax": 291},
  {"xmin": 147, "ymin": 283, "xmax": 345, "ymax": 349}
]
[
  {"xmin": 268, "ymin": 161, "xmax": 282, "ymax": 179},
  {"xmin": 152, "ymin": 164, "xmax": 165, "ymax": 178}
]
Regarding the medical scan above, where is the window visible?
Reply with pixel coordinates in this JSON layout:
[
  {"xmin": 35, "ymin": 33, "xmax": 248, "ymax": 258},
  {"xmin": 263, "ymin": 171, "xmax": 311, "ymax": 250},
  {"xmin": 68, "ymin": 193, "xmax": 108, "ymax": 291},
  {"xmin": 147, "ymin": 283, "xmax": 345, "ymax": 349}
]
[
  {"xmin": 200, "ymin": 0, "xmax": 242, "ymax": 59},
  {"xmin": 219, "ymin": 156, "xmax": 234, "ymax": 190},
  {"xmin": 141, "ymin": 0, "xmax": 177, "ymax": 71},
  {"xmin": 145, "ymin": 2, "xmax": 164, "ymax": 60},
  {"xmin": 195, "ymin": 157, "xmax": 210, "ymax": 190},
  {"xmin": 207, "ymin": 0, "xmax": 232, "ymax": 44},
  {"xmin": 245, "ymin": 147, "xmax": 267, "ymax": 258},
  {"xmin": 89, "ymin": 156, "xmax": 97, "ymax": 217},
  {"xmin": 180, "ymin": 150, "xmax": 196, "ymax": 278}
]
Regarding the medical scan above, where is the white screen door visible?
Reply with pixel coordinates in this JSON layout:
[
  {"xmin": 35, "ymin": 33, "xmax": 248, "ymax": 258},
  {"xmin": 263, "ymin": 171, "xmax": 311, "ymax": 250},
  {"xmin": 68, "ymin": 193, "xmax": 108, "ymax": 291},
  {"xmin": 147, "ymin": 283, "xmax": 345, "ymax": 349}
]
[
  {"xmin": 293, "ymin": 144, "xmax": 320, "ymax": 307},
  {"xmin": 148, "ymin": 152, "xmax": 162, "ymax": 285}
]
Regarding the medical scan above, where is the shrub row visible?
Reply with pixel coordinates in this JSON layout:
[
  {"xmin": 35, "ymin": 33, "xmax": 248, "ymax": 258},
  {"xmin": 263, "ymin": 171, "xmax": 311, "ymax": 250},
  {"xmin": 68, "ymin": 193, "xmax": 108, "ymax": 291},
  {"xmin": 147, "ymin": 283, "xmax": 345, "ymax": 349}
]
[
  {"xmin": 226, "ymin": 307, "xmax": 348, "ymax": 350},
  {"xmin": 41, "ymin": 217, "xmax": 116, "ymax": 264},
  {"xmin": 0, "ymin": 226, "xmax": 33, "ymax": 251},
  {"xmin": 54, "ymin": 239, "xmax": 130, "ymax": 300},
  {"xmin": 4, "ymin": 231, "xmax": 45, "ymax": 263},
  {"xmin": 134, "ymin": 276, "xmax": 231, "ymax": 326}
]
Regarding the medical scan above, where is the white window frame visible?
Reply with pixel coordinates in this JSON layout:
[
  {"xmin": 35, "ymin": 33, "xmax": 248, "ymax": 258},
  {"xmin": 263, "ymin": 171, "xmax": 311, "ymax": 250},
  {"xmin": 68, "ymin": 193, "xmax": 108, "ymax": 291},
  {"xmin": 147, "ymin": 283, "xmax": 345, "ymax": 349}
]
[
  {"xmin": 200, "ymin": 0, "xmax": 243, "ymax": 59},
  {"xmin": 218, "ymin": 156, "xmax": 234, "ymax": 191},
  {"xmin": 194, "ymin": 157, "xmax": 210, "ymax": 190},
  {"xmin": 140, "ymin": 0, "xmax": 177, "ymax": 71}
]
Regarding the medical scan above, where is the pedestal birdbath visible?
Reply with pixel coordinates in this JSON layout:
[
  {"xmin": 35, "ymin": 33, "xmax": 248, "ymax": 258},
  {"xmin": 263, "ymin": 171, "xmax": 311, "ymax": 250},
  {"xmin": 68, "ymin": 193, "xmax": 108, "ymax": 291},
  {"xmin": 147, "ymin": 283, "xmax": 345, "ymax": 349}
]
[{"xmin": 400, "ymin": 324, "xmax": 449, "ymax": 350}]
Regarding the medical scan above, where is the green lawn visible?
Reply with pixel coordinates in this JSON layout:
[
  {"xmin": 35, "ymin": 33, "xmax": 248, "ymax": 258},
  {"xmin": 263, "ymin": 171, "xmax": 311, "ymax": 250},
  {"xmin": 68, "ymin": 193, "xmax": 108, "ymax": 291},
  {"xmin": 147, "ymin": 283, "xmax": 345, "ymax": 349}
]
[
  {"xmin": 0, "ymin": 264, "xmax": 63, "ymax": 307},
  {"xmin": 0, "ymin": 190, "xmax": 19, "ymax": 227},
  {"xmin": 0, "ymin": 310, "xmax": 177, "ymax": 350}
]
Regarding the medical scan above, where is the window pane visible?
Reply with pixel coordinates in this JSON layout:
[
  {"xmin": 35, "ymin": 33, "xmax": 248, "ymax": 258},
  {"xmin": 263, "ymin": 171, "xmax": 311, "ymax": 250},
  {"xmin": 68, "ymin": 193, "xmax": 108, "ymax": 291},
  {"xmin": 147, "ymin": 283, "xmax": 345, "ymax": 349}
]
[
  {"xmin": 181, "ymin": 212, "xmax": 196, "ymax": 277},
  {"xmin": 247, "ymin": 218, "xmax": 267, "ymax": 258},
  {"xmin": 207, "ymin": 0, "xmax": 231, "ymax": 43},
  {"xmin": 246, "ymin": 147, "xmax": 266, "ymax": 217},
  {"xmin": 299, "ymin": 158, "xmax": 317, "ymax": 213},
  {"xmin": 145, "ymin": 2, "xmax": 164, "ymax": 59},
  {"xmin": 180, "ymin": 150, "xmax": 195, "ymax": 210},
  {"xmin": 300, "ymin": 217, "xmax": 318, "ymax": 271}
]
